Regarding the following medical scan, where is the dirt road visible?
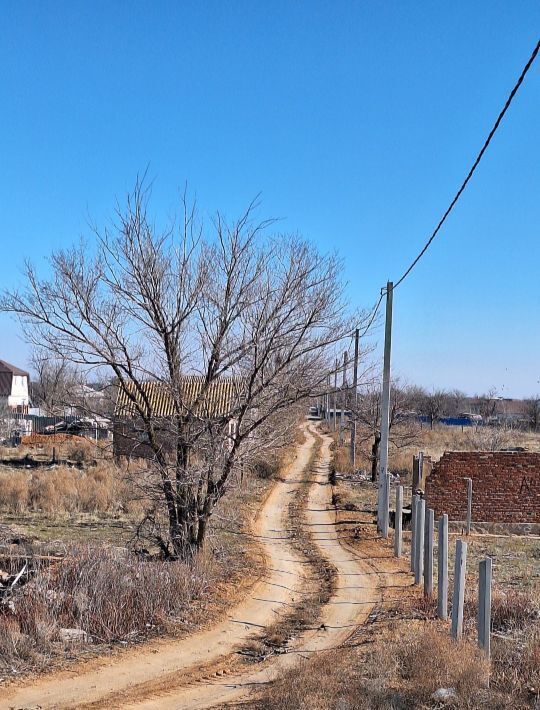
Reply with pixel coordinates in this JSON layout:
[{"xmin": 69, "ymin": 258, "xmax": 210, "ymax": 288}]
[{"xmin": 3, "ymin": 424, "xmax": 386, "ymax": 710}]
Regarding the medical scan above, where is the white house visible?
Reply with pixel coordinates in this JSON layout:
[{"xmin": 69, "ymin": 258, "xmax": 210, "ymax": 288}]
[{"xmin": 0, "ymin": 360, "xmax": 30, "ymax": 411}]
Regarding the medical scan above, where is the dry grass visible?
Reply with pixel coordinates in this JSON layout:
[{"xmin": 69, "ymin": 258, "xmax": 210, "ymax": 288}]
[
  {"xmin": 251, "ymin": 623, "xmax": 489, "ymax": 709},
  {"xmin": 0, "ymin": 462, "xmax": 135, "ymax": 516},
  {"xmin": 0, "ymin": 545, "xmax": 214, "ymax": 673}
]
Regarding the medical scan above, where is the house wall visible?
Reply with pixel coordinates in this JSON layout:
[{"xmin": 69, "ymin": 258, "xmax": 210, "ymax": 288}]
[
  {"xmin": 424, "ymin": 451, "xmax": 540, "ymax": 523},
  {"xmin": 8, "ymin": 375, "xmax": 29, "ymax": 408}
]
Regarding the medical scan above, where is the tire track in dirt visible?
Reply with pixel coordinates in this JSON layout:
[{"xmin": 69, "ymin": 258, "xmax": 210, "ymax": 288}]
[{"xmin": 116, "ymin": 426, "xmax": 384, "ymax": 709}]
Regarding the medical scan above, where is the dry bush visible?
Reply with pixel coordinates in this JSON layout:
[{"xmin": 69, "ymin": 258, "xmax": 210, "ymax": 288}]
[
  {"xmin": 395, "ymin": 625, "xmax": 489, "ymax": 705},
  {"xmin": 0, "ymin": 470, "xmax": 29, "ymax": 512},
  {"xmin": 0, "ymin": 545, "xmax": 215, "ymax": 671},
  {"xmin": 492, "ymin": 625, "xmax": 540, "ymax": 701},
  {"xmin": 490, "ymin": 589, "xmax": 540, "ymax": 632},
  {"xmin": 0, "ymin": 462, "xmax": 135, "ymax": 515},
  {"xmin": 251, "ymin": 457, "xmax": 280, "ymax": 480},
  {"xmin": 255, "ymin": 624, "xmax": 488, "ymax": 710}
]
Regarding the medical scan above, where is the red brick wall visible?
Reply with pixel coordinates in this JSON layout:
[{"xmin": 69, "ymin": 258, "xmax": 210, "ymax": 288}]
[{"xmin": 424, "ymin": 452, "xmax": 540, "ymax": 523}]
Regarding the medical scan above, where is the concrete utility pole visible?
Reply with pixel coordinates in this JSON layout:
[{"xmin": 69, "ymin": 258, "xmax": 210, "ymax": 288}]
[
  {"xmin": 339, "ymin": 351, "xmax": 348, "ymax": 443},
  {"xmin": 325, "ymin": 373, "xmax": 330, "ymax": 422},
  {"xmin": 350, "ymin": 328, "xmax": 359, "ymax": 467},
  {"xmin": 378, "ymin": 282, "xmax": 393, "ymax": 530},
  {"xmin": 332, "ymin": 358, "xmax": 338, "ymax": 432}
]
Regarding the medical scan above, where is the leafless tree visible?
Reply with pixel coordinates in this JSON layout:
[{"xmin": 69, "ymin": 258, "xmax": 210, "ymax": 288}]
[
  {"xmin": 30, "ymin": 348, "xmax": 81, "ymax": 415},
  {"xmin": 1, "ymin": 182, "xmax": 366, "ymax": 559},
  {"xmin": 420, "ymin": 388, "xmax": 448, "ymax": 429},
  {"xmin": 473, "ymin": 388, "xmax": 500, "ymax": 421},
  {"xmin": 524, "ymin": 396, "xmax": 540, "ymax": 432},
  {"xmin": 353, "ymin": 380, "xmax": 419, "ymax": 481}
]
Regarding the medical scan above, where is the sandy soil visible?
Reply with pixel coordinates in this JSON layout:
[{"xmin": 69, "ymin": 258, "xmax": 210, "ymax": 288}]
[{"xmin": 2, "ymin": 424, "xmax": 398, "ymax": 710}]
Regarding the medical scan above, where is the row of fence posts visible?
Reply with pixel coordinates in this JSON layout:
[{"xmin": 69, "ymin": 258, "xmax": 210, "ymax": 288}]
[{"xmin": 392, "ymin": 484, "xmax": 492, "ymax": 659}]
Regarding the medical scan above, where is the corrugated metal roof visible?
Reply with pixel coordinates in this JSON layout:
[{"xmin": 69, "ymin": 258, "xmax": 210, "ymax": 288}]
[{"xmin": 115, "ymin": 376, "xmax": 241, "ymax": 418}]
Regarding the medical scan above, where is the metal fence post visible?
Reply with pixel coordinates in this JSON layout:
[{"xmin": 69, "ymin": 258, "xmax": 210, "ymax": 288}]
[
  {"xmin": 478, "ymin": 557, "xmax": 492, "ymax": 658},
  {"xmin": 414, "ymin": 498, "xmax": 425, "ymax": 585},
  {"xmin": 394, "ymin": 485, "xmax": 403, "ymax": 557},
  {"xmin": 437, "ymin": 513, "xmax": 449, "ymax": 620},
  {"xmin": 451, "ymin": 539, "xmax": 467, "ymax": 639},
  {"xmin": 424, "ymin": 507, "xmax": 434, "ymax": 597}
]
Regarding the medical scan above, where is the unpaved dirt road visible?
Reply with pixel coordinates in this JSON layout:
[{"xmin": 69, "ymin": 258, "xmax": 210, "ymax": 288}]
[{"xmin": 3, "ymin": 424, "xmax": 389, "ymax": 710}]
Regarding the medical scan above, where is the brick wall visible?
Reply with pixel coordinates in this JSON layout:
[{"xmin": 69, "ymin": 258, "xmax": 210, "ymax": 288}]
[{"xmin": 424, "ymin": 451, "xmax": 540, "ymax": 523}]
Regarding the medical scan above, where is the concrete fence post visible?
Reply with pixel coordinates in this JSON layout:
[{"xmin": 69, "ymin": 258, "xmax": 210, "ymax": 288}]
[
  {"xmin": 414, "ymin": 498, "xmax": 425, "ymax": 585},
  {"xmin": 381, "ymin": 473, "xmax": 391, "ymax": 539},
  {"xmin": 451, "ymin": 539, "xmax": 467, "ymax": 639},
  {"xmin": 478, "ymin": 557, "xmax": 493, "ymax": 658},
  {"xmin": 394, "ymin": 485, "xmax": 403, "ymax": 558},
  {"xmin": 437, "ymin": 514, "xmax": 449, "ymax": 620},
  {"xmin": 424, "ymin": 507, "xmax": 434, "ymax": 597},
  {"xmin": 410, "ymin": 494, "xmax": 419, "ymax": 573},
  {"xmin": 466, "ymin": 477, "xmax": 473, "ymax": 535}
]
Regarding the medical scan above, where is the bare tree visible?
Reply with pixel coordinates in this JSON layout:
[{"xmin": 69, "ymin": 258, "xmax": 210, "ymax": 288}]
[
  {"xmin": 1, "ymin": 183, "xmax": 364, "ymax": 559},
  {"xmin": 473, "ymin": 388, "xmax": 500, "ymax": 421},
  {"xmin": 420, "ymin": 388, "xmax": 448, "ymax": 429},
  {"xmin": 524, "ymin": 396, "xmax": 540, "ymax": 432},
  {"xmin": 30, "ymin": 348, "xmax": 80, "ymax": 415},
  {"xmin": 354, "ymin": 380, "xmax": 418, "ymax": 481}
]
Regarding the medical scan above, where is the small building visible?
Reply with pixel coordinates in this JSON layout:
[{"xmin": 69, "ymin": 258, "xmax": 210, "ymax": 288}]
[
  {"xmin": 113, "ymin": 376, "xmax": 241, "ymax": 459},
  {"xmin": 0, "ymin": 360, "xmax": 30, "ymax": 412}
]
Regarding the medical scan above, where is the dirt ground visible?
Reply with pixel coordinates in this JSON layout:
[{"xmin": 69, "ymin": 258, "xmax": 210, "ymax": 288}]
[{"xmin": 1, "ymin": 423, "xmax": 404, "ymax": 710}]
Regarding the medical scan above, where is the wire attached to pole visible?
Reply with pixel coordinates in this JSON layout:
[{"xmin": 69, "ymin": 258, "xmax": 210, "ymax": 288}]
[{"xmin": 393, "ymin": 39, "xmax": 540, "ymax": 290}]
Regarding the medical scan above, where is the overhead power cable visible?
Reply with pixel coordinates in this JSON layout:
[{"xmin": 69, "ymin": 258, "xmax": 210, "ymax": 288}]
[{"xmin": 393, "ymin": 39, "xmax": 540, "ymax": 290}]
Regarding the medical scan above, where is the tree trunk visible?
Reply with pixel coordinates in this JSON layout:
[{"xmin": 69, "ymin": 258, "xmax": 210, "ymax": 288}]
[{"xmin": 371, "ymin": 432, "xmax": 381, "ymax": 482}]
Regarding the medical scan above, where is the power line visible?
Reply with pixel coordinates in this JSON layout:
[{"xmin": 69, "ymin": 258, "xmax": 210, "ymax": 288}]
[{"xmin": 393, "ymin": 39, "xmax": 540, "ymax": 290}]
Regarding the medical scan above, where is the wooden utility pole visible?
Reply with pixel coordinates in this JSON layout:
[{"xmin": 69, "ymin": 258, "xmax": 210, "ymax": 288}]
[
  {"xmin": 350, "ymin": 328, "xmax": 359, "ymax": 467},
  {"xmin": 378, "ymin": 282, "xmax": 393, "ymax": 531}
]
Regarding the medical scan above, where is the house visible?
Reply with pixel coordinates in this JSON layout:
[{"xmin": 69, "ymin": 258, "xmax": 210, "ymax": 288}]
[
  {"xmin": 113, "ymin": 376, "xmax": 241, "ymax": 459},
  {"xmin": 0, "ymin": 360, "xmax": 30, "ymax": 412}
]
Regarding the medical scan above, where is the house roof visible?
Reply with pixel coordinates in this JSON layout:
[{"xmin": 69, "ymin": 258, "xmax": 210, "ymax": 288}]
[
  {"xmin": 114, "ymin": 376, "xmax": 242, "ymax": 418},
  {"xmin": 0, "ymin": 360, "xmax": 29, "ymax": 377},
  {"xmin": 0, "ymin": 360, "xmax": 29, "ymax": 398}
]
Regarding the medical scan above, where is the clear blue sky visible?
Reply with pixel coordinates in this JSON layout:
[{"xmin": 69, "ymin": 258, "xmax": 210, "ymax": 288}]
[{"xmin": 1, "ymin": 2, "xmax": 539, "ymax": 397}]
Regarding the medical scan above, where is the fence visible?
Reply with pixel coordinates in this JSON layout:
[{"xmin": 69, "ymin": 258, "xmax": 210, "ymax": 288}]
[
  {"xmin": 0, "ymin": 413, "xmax": 112, "ymax": 444},
  {"xmin": 391, "ymin": 483, "xmax": 493, "ymax": 659}
]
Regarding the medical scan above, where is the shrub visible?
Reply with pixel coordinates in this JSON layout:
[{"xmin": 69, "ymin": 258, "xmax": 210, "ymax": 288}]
[
  {"xmin": 0, "ymin": 544, "xmax": 215, "ymax": 671},
  {"xmin": 0, "ymin": 471, "xmax": 29, "ymax": 512}
]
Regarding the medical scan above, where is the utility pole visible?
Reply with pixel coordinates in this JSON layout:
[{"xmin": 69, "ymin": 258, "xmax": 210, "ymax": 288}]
[
  {"xmin": 339, "ymin": 351, "xmax": 348, "ymax": 443},
  {"xmin": 350, "ymin": 328, "xmax": 359, "ymax": 467},
  {"xmin": 325, "ymin": 373, "xmax": 330, "ymax": 422},
  {"xmin": 377, "ymin": 281, "xmax": 393, "ymax": 531},
  {"xmin": 332, "ymin": 358, "xmax": 338, "ymax": 432}
]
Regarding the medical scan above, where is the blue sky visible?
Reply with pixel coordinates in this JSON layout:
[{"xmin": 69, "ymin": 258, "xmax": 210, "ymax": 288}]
[{"xmin": 1, "ymin": 2, "xmax": 539, "ymax": 397}]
